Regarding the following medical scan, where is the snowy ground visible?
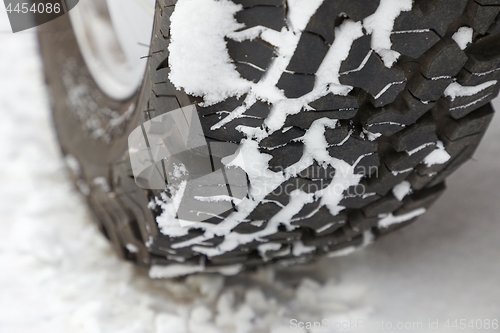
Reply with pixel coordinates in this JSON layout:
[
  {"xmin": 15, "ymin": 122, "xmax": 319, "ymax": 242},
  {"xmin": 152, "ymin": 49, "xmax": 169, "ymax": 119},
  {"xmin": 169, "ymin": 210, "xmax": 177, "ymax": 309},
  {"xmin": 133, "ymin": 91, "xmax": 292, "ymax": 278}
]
[{"xmin": 1, "ymin": 10, "xmax": 500, "ymax": 333}]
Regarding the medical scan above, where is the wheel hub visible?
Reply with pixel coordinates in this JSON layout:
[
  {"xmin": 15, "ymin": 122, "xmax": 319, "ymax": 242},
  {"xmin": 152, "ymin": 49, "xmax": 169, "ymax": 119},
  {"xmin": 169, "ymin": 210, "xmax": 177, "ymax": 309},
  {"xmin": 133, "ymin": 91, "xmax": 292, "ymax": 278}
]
[{"xmin": 69, "ymin": 0, "xmax": 156, "ymax": 100}]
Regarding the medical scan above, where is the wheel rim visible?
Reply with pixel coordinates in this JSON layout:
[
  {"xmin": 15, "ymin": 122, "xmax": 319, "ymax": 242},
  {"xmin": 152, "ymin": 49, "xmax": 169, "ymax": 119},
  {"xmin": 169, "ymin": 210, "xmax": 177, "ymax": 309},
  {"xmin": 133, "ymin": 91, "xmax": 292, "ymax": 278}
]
[{"xmin": 69, "ymin": 0, "xmax": 156, "ymax": 100}]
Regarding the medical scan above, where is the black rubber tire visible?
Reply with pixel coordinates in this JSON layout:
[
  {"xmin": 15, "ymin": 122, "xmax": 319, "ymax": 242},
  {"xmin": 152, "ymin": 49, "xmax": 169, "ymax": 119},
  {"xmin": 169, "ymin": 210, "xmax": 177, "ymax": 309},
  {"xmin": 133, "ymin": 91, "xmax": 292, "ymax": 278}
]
[{"xmin": 38, "ymin": 0, "xmax": 500, "ymax": 276}]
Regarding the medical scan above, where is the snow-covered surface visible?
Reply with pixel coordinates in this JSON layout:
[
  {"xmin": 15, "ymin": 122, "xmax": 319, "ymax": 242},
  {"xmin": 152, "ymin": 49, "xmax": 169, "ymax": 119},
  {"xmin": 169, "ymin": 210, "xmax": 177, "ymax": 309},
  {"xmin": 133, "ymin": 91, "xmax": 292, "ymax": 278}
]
[
  {"xmin": 444, "ymin": 80, "xmax": 498, "ymax": 101},
  {"xmin": 2, "ymin": 8, "xmax": 500, "ymax": 333},
  {"xmin": 424, "ymin": 141, "xmax": 451, "ymax": 167},
  {"xmin": 452, "ymin": 27, "xmax": 473, "ymax": 50},
  {"xmin": 392, "ymin": 181, "xmax": 411, "ymax": 201}
]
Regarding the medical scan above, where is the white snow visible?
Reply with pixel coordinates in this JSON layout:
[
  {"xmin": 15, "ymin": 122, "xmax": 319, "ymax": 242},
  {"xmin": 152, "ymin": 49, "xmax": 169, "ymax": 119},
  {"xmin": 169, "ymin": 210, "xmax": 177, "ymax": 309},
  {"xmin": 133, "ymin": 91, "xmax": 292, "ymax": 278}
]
[
  {"xmin": 378, "ymin": 208, "xmax": 426, "ymax": 228},
  {"xmin": 452, "ymin": 27, "xmax": 473, "ymax": 50},
  {"xmin": 314, "ymin": 19, "xmax": 364, "ymax": 95},
  {"xmin": 373, "ymin": 80, "xmax": 405, "ymax": 99},
  {"xmin": 392, "ymin": 181, "xmax": 412, "ymax": 201},
  {"xmin": 155, "ymin": 183, "xmax": 191, "ymax": 237},
  {"xmin": 444, "ymin": 80, "xmax": 497, "ymax": 101},
  {"xmin": 424, "ymin": 141, "xmax": 451, "ymax": 167},
  {"xmin": 168, "ymin": 0, "xmax": 251, "ymax": 105},
  {"xmin": 362, "ymin": 0, "xmax": 413, "ymax": 67}
]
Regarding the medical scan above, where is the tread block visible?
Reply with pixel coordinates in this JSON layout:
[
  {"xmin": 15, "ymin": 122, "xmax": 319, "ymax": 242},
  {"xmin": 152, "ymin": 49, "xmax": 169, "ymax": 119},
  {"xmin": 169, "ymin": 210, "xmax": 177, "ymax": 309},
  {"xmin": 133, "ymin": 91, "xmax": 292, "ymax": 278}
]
[
  {"xmin": 205, "ymin": 241, "xmax": 253, "ymax": 257},
  {"xmin": 245, "ymin": 101, "xmax": 271, "ymax": 118},
  {"xmin": 425, "ymin": 147, "xmax": 475, "ymax": 187},
  {"xmin": 263, "ymin": 142, "xmax": 304, "ymax": 170},
  {"xmin": 153, "ymin": 81, "xmax": 178, "ymax": 97},
  {"xmin": 339, "ymin": 193, "xmax": 381, "ymax": 209},
  {"xmin": 364, "ymin": 122, "xmax": 406, "ymax": 137},
  {"xmin": 327, "ymin": 136, "xmax": 378, "ymax": 165},
  {"xmin": 355, "ymin": 153, "xmax": 381, "ymax": 176},
  {"xmin": 227, "ymin": 39, "xmax": 274, "ymax": 70},
  {"xmin": 305, "ymin": 0, "xmax": 380, "ymax": 44},
  {"xmin": 440, "ymin": 103, "xmax": 494, "ymax": 140},
  {"xmin": 398, "ymin": 182, "xmax": 446, "ymax": 213},
  {"xmin": 107, "ymin": 0, "xmax": 499, "ymax": 270},
  {"xmin": 365, "ymin": 164, "xmax": 412, "ymax": 196},
  {"xmin": 248, "ymin": 202, "xmax": 282, "ymax": 220},
  {"xmin": 309, "ymin": 93, "xmax": 359, "ymax": 111},
  {"xmin": 235, "ymin": 6, "xmax": 286, "ymax": 31},
  {"xmin": 441, "ymin": 132, "xmax": 482, "ymax": 156},
  {"xmin": 360, "ymin": 101, "xmax": 410, "ymax": 136},
  {"xmin": 465, "ymin": 1, "xmax": 500, "ymax": 35},
  {"xmin": 415, "ymin": 158, "xmax": 447, "ymax": 175},
  {"xmin": 391, "ymin": 30, "xmax": 440, "ymax": 59},
  {"xmin": 201, "ymin": 113, "xmax": 263, "ymax": 142},
  {"xmin": 292, "ymin": 206, "xmax": 346, "ymax": 235},
  {"xmin": 260, "ymin": 126, "xmax": 305, "ymax": 148},
  {"xmin": 210, "ymin": 255, "xmax": 249, "ymax": 265},
  {"xmin": 362, "ymin": 193, "xmax": 404, "ymax": 217},
  {"xmin": 302, "ymin": 227, "xmax": 358, "ymax": 248},
  {"xmin": 339, "ymin": 36, "xmax": 371, "ymax": 74},
  {"xmin": 262, "ymin": 231, "xmax": 302, "ymax": 244},
  {"xmin": 324, "ymin": 126, "xmax": 350, "ymax": 145},
  {"xmin": 394, "ymin": 0, "xmax": 468, "ymax": 37},
  {"xmin": 476, "ymin": 0, "xmax": 500, "ymax": 4},
  {"xmin": 402, "ymin": 90, "xmax": 437, "ymax": 120},
  {"xmin": 298, "ymin": 162, "xmax": 336, "ymax": 180},
  {"xmin": 406, "ymin": 170, "xmax": 435, "ymax": 190},
  {"xmin": 234, "ymin": 62, "xmax": 266, "ymax": 82},
  {"xmin": 277, "ymin": 73, "xmax": 315, "ymax": 98},
  {"xmin": 340, "ymin": 52, "xmax": 406, "ymax": 107},
  {"xmin": 386, "ymin": 143, "xmax": 436, "ymax": 172},
  {"xmin": 322, "ymin": 234, "xmax": 364, "ymax": 253},
  {"xmin": 374, "ymin": 217, "xmax": 417, "ymax": 234},
  {"xmin": 389, "ymin": 114, "xmax": 437, "ymax": 152},
  {"xmin": 407, "ymin": 74, "xmax": 453, "ymax": 102},
  {"xmin": 287, "ymin": 32, "xmax": 329, "ymax": 74},
  {"xmin": 456, "ymin": 67, "xmax": 500, "ymax": 86},
  {"xmin": 419, "ymin": 38, "xmax": 468, "ymax": 78},
  {"xmin": 232, "ymin": 221, "xmax": 268, "ymax": 234},
  {"xmin": 197, "ymin": 97, "xmax": 245, "ymax": 116},
  {"xmin": 348, "ymin": 210, "xmax": 379, "ymax": 231},
  {"xmin": 285, "ymin": 109, "xmax": 358, "ymax": 129},
  {"xmin": 232, "ymin": 0, "xmax": 284, "ymax": 8},
  {"xmin": 360, "ymin": 91, "xmax": 435, "ymax": 136},
  {"xmin": 445, "ymin": 84, "xmax": 499, "ymax": 119}
]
